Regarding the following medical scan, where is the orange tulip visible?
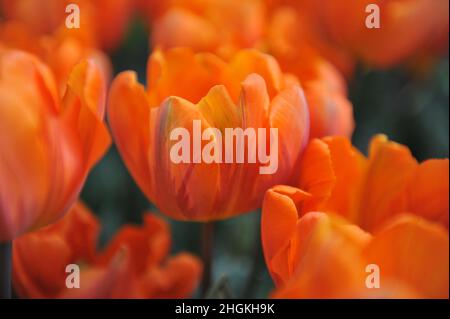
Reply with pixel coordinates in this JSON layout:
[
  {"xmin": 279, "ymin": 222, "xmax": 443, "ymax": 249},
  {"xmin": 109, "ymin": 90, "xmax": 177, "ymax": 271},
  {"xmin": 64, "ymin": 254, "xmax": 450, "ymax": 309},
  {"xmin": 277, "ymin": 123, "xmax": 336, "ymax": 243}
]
[
  {"xmin": 262, "ymin": 135, "xmax": 449, "ymax": 298},
  {"xmin": 13, "ymin": 202, "xmax": 202, "ymax": 298},
  {"xmin": 151, "ymin": 2, "xmax": 354, "ymax": 139},
  {"xmin": 263, "ymin": 5, "xmax": 355, "ymax": 139},
  {"xmin": 0, "ymin": 0, "xmax": 134, "ymax": 50},
  {"xmin": 108, "ymin": 48, "xmax": 310, "ymax": 221},
  {"xmin": 0, "ymin": 49, "xmax": 110, "ymax": 241},
  {"xmin": 151, "ymin": 0, "xmax": 265, "ymax": 59},
  {"xmin": 264, "ymin": 4, "xmax": 355, "ymax": 78},
  {"xmin": 314, "ymin": 0, "xmax": 449, "ymax": 68},
  {"xmin": 0, "ymin": 21, "xmax": 112, "ymax": 96}
]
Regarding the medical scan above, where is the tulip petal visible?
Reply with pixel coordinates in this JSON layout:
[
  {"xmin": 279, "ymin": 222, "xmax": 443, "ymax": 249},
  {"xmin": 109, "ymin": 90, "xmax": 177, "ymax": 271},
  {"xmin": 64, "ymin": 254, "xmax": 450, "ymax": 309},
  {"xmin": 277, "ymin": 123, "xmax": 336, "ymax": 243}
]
[
  {"xmin": 62, "ymin": 59, "xmax": 111, "ymax": 170},
  {"xmin": 269, "ymin": 85, "xmax": 310, "ymax": 180},
  {"xmin": 140, "ymin": 253, "xmax": 202, "ymax": 299},
  {"xmin": 297, "ymin": 139, "xmax": 335, "ymax": 213},
  {"xmin": 108, "ymin": 71, "xmax": 154, "ymax": 199},
  {"xmin": 322, "ymin": 136, "xmax": 366, "ymax": 222},
  {"xmin": 406, "ymin": 159, "xmax": 449, "ymax": 228},
  {"xmin": 229, "ymin": 50, "xmax": 284, "ymax": 99},
  {"xmin": 12, "ymin": 201, "xmax": 100, "ymax": 298},
  {"xmin": 358, "ymin": 135, "xmax": 418, "ymax": 231},
  {"xmin": 363, "ymin": 215, "xmax": 449, "ymax": 298},
  {"xmin": 151, "ymin": 96, "xmax": 220, "ymax": 220},
  {"xmin": 147, "ymin": 48, "xmax": 229, "ymax": 105},
  {"xmin": 262, "ymin": 186, "xmax": 309, "ymax": 285},
  {"xmin": 97, "ymin": 213, "xmax": 170, "ymax": 274},
  {"xmin": 273, "ymin": 213, "xmax": 370, "ymax": 298}
]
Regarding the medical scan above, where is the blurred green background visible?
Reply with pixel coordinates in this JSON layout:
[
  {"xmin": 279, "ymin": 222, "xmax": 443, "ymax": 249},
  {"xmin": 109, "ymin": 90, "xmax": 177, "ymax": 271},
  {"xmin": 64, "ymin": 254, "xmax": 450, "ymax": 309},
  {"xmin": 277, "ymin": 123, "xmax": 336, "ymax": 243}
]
[{"xmin": 80, "ymin": 20, "xmax": 449, "ymax": 298}]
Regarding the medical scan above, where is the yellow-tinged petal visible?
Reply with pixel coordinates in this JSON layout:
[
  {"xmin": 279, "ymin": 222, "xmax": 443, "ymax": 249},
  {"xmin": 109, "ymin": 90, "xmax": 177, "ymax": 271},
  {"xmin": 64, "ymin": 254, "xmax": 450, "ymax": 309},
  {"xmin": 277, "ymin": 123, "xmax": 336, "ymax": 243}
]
[{"xmin": 229, "ymin": 49, "xmax": 285, "ymax": 99}]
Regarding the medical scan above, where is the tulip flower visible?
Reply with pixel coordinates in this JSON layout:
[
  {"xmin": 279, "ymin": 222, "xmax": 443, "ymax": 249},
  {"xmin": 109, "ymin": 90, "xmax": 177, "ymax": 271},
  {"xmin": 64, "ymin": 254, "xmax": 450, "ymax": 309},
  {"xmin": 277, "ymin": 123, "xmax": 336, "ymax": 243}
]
[
  {"xmin": 151, "ymin": 0, "xmax": 265, "ymax": 59},
  {"xmin": 262, "ymin": 135, "xmax": 449, "ymax": 298},
  {"xmin": 13, "ymin": 202, "xmax": 202, "ymax": 298},
  {"xmin": 263, "ymin": 6, "xmax": 355, "ymax": 139},
  {"xmin": 264, "ymin": 5, "xmax": 355, "ymax": 78},
  {"xmin": 0, "ymin": 21, "xmax": 112, "ymax": 95},
  {"xmin": 313, "ymin": 0, "xmax": 449, "ymax": 68},
  {"xmin": 108, "ymin": 48, "xmax": 310, "ymax": 221},
  {"xmin": 0, "ymin": 49, "xmax": 110, "ymax": 241},
  {"xmin": 151, "ymin": 2, "xmax": 354, "ymax": 140},
  {"xmin": 0, "ymin": 0, "xmax": 134, "ymax": 50}
]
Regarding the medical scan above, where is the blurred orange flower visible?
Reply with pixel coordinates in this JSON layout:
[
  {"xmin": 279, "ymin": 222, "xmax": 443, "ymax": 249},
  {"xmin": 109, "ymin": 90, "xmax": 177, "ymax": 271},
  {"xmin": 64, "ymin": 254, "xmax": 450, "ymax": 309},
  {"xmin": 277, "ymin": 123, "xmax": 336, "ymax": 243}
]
[
  {"xmin": 264, "ymin": 4, "xmax": 355, "ymax": 78},
  {"xmin": 151, "ymin": 0, "xmax": 265, "ymax": 59},
  {"xmin": 262, "ymin": 135, "xmax": 449, "ymax": 298},
  {"xmin": 0, "ymin": 21, "xmax": 112, "ymax": 95},
  {"xmin": 0, "ymin": 0, "xmax": 134, "ymax": 50},
  {"xmin": 108, "ymin": 48, "xmax": 310, "ymax": 221},
  {"xmin": 150, "ymin": 1, "xmax": 354, "ymax": 139},
  {"xmin": 0, "ymin": 49, "xmax": 110, "ymax": 241},
  {"xmin": 314, "ymin": 0, "xmax": 449, "ymax": 68},
  {"xmin": 263, "ymin": 6, "xmax": 355, "ymax": 139},
  {"xmin": 13, "ymin": 201, "xmax": 202, "ymax": 298}
]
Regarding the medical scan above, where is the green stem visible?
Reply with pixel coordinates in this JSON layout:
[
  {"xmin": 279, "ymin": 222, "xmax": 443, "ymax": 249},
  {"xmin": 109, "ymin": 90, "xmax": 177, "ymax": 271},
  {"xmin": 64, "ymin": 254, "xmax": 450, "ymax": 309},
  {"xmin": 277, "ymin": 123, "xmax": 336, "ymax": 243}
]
[
  {"xmin": 200, "ymin": 222, "xmax": 214, "ymax": 298},
  {"xmin": 0, "ymin": 241, "xmax": 12, "ymax": 299}
]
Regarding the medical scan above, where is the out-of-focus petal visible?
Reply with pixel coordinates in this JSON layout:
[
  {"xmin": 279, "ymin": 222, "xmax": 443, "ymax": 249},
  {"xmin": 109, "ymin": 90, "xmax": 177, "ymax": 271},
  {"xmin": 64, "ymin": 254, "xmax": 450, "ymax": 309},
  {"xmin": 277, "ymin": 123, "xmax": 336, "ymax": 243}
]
[
  {"xmin": 140, "ymin": 253, "xmax": 202, "ymax": 299},
  {"xmin": 406, "ymin": 159, "xmax": 449, "ymax": 228},
  {"xmin": 108, "ymin": 71, "xmax": 153, "ymax": 199},
  {"xmin": 363, "ymin": 215, "xmax": 449, "ymax": 298},
  {"xmin": 357, "ymin": 135, "xmax": 418, "ymax": 231},
  {"xmin": 272, "ymin": 213, "xmax": 370, "ymax": 298},
  {"xmin": 13, "ymin": 201, "xmax": 100, "ymax": 298}
]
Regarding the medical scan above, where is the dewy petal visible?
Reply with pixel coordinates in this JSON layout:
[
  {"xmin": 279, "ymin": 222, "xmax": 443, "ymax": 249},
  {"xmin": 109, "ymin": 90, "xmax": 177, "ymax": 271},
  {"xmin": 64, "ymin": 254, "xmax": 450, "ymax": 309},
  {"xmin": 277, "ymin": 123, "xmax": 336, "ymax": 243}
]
[
  {"xmin": 406, "ymin": 159, "xmax": 449, "ymax": 228},
  {"xmin": 363, "ymin": 214, "xmax": 449, "ymax": 298}
]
